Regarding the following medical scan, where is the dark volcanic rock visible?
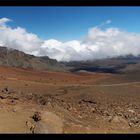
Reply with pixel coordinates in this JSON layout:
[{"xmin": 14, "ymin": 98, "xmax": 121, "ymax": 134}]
[
  {"xmin": 1, "ymin": 87, "xmax": 15, "ymax": 94},
  {"xmin": 32, "ymin": 112, "xmax": 41, "ymax": 122}
]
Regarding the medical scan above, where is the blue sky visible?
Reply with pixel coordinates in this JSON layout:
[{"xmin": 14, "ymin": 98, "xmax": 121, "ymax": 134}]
[
  {"xmin": 0, "ymin": 6, "xmax": 140, "ymax": 41},
  {"xmin": 1, "ymin": 7, "xmax": 140, "ymax": 61}
]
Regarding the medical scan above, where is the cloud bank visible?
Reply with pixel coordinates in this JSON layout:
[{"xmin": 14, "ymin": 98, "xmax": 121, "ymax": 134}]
[{"xmin": 0, "ymin": 17, "xmax": 140, "ymax": 62}]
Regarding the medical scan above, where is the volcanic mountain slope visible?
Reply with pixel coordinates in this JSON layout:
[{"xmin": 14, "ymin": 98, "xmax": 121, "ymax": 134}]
[
  {"xmin": 1, "ymin": 45, "xmax": 140, "ymax": 74},
  {"xmin": 0, "ymin": 46, "xmax": 66, "ymax": 71},
  {"xmin": 63, "ymin": 54, "xmax": 140, "ymax": 74}
]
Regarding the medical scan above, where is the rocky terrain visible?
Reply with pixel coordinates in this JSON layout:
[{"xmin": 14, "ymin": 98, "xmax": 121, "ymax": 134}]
[
  {"xmin": 0, "ymin": 66, "xmax": 139, "ymax": 133},
  {"xmin": 0, "ymin": 46, "xmax": 140, "ymax": 133},
  {"xmin": 0, "ymin": 46, "xmax": 66, "ymax": 71}
]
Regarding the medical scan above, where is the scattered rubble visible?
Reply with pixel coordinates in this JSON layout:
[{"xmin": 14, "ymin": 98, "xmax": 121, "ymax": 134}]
[{"xmin": 1, "ymin": 87, "xmax": 15, "ymax": 94}]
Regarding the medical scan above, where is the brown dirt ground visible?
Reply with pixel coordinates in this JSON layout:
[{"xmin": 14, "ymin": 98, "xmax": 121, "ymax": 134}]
[{"xmin": 0, "ymin": 66, "xmax": 140, "ymax": 133}]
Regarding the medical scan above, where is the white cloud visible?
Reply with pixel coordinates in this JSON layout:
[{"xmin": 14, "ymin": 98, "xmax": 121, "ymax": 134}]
[
  {"xmin": 98, "ymin": 19, "xmax": 112, "ymax": 28},
  {"xmin": 0, "ymin": 18, "xmax": 43, "ymax": 55},
  {"xmin": 0, "ymin": 17, "xmax": 140, "ymax": 62},
  {"xmin": 39, "ymin": 27, "xmax": 140, "ymax": 61},
  {"xmin": 0, "ymin": 17, "xmax": 11, "ymax": 25}
]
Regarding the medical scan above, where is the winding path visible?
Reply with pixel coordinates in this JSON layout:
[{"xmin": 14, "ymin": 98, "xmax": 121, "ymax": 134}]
[{"xmin": 7, "ymin": 77, "xmax": 140, "ymax": 87}]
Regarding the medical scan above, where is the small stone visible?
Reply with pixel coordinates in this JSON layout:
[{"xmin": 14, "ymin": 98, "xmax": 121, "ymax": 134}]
[
  {"xmin": 78, "ymin": 115, "xmax": 83, "ymax": 118},
  {"xmin": 128, "ymin": 109, "xmax": 135, "ymax": 113},
  {"xmin": 38, "ymin": 97, "xmax": 46, "ymax": 105},
  {"xmin": 91, "ymin": 108, "xmax": 96, "ymax": 113},
  {"xmin": 32, "ymin": 112, "xmax": 41, "ymax": 122},
  {"xmin": 11, "ymin": 100, "xmax": 14, "ymax": 103}
]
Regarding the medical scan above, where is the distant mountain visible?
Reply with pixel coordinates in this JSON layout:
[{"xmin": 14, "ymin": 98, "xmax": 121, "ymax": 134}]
[
  {"xmin": 0, "ymin": 46, "xmax": 67, "ymax": 71},
  {"xmin": 1, "ymin": 46, "xmax": 140, "ymax": 74},
  {"xmin": 62, "ymin": 54, "xmax": 140, "ymax": 74}
]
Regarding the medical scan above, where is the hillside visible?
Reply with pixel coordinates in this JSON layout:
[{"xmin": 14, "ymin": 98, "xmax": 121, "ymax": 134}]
[
  {"xmin": 62, "ymin": 55, "xmax": 140, "ymax": 74},
  {"xmin": 0, "ymin": 46, "xmax": 66, "ymax": 71}
]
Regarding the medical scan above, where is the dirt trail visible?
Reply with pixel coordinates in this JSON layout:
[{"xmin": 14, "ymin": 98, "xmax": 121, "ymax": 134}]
[{"xmin": 6, "ymin": 77, "xmax": 140, "ymax": 87}]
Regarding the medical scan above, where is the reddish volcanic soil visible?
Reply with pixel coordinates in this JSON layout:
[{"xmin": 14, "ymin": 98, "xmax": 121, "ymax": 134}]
[
  {"xmin": 0, "ymin": 66, "xmax": 140, "ymax": 133},
  {"xmin": 0, "ymin": 66, "xmax": 112, "ymax": 84}
]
